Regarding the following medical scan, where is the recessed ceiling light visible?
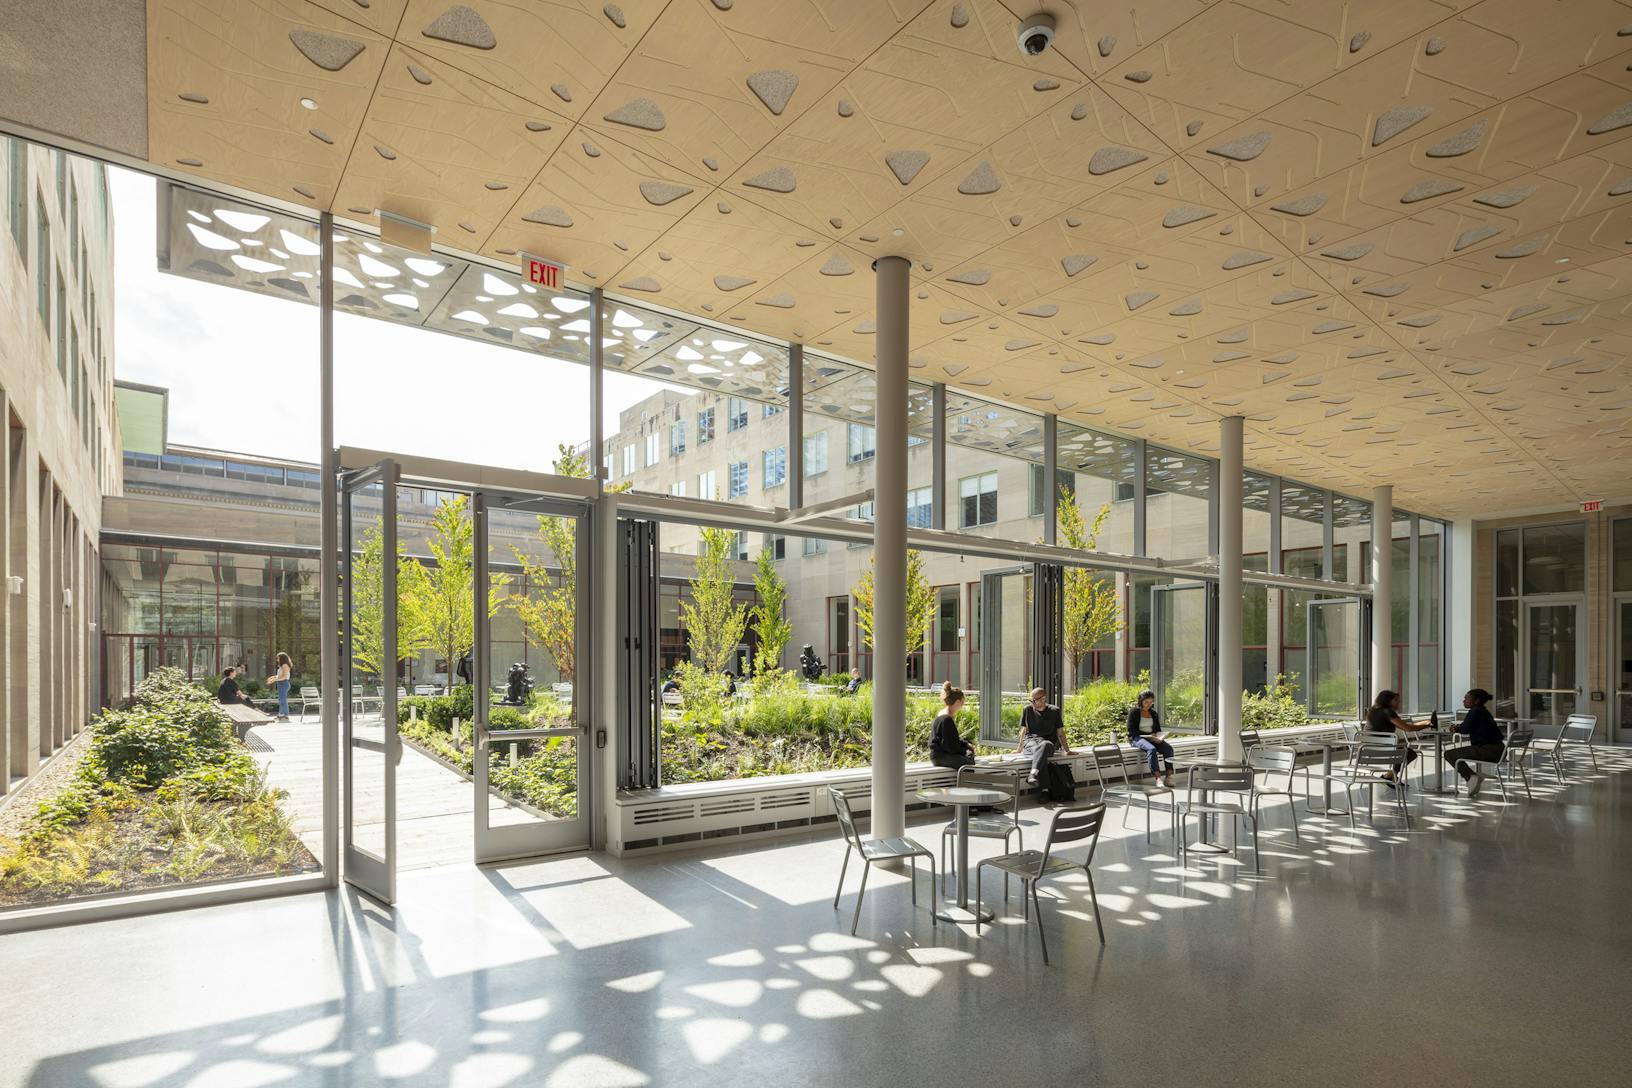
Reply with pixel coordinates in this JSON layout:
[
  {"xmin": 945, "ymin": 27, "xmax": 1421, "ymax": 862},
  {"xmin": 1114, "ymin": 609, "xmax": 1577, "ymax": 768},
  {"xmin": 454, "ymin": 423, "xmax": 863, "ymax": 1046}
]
[
  {"xmin": 1555, "ymin": 257, "xmax": 1569, "ymax": 263},
  {"xmin": 300, "ymin": 97, "xmax": 319, "ymax": 110}
]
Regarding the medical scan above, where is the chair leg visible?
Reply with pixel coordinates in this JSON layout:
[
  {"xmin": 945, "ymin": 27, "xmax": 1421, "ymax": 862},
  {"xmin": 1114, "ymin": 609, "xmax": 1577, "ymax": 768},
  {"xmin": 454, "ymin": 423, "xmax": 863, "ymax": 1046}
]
[
  {"xmin": 833, "ymin": 844, "xmax": 851, "ymax": 911},
  {"xmin": 1086, "ymin": 867, "xmax": 1105, "ymax": 946},
  {"xmin": 1287, "ymin": 792, "xmax": 1300, "ymax": 843},
  {"xmin": 851, "ymin": 861, "xmax": 870, "ymax": 936},
  {"xmin": 924, "ymin": 852, "xmax": 938, "ymax": 927},
  {"xmin": 1032, "ymin": 882, "xmax": 1049, "ymax": 966},
  {"xmin": 910, "ymin": 856, "xmax": 918, "ymax": 907},
  {"xmin": 974, "ymin": 865, "xmax": 985, "ymax": 934},
  {"xmin": 1246, "ymin": 813, "xmax": 1260, "ymax": 874}
]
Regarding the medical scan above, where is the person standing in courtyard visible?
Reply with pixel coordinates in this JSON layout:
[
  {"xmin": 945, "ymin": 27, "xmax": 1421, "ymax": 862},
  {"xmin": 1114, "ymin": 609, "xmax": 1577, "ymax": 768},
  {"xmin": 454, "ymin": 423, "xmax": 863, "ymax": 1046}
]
[
  {"xmin": 1446, "ymin": 688, "xmax": 1505, "ymax": 798},
  {"xmin": 929, "ymin": 681, "xmax": 976, "ymax": 770},
  {"xmin": 266, "ymin": 652, "xmax": 292, "ymax": 722}
]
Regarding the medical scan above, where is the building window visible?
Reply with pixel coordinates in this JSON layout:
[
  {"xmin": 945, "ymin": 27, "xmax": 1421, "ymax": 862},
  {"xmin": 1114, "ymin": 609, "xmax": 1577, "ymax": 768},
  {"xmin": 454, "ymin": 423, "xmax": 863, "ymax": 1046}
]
[
  {"xmin": 645, "ymin": 432, "xmax": 660, "ymax": 467},
  {"xmin": 622, "ymin": 444, "xmax": 636, "ymax": 476},
  {"xmin": 727, "ymin": 397, "xmax": 748, "ymax": 431},
  {"xmin": 960, "ymin": 472, "xmax": 998, "ymax": 528},
  {"xmin": 728, "ymin": 460, "xmax": 749, "ymax": 498},
  {"xmin": 669, "ymin": 480, "xmax": 687, "ymax": 497},
  {"xmin": 847, "ymin": 423, "xmax": 876, "ymax": 463},
  {"xmin": 697, "ymin": 406, "xmax": 715, "ymax": 444},
  {"xmin": 55, "ymin": 267, "xmax": 66, "ymax": 379},
  {"xmin": 1029, "ymin": 465, "xmax": 1078, "ymax": 517},
  {"xmin": 54, "ymin": 152, "xmax": 65, "ymax": 212},
  {"xmin": 698, "ymin": 470, "xmax": 717, "ymax": 500},
  {"xmin": 849, "ymin": 501, "xmax": 874, "ymax": 548},
  {"xmin": 765, "ymin": 534, "xmax": 786, "ymax": 560},
  {"xmin": 763, "ymin": 403, "xmax": 783, "ymax": 418},
  {"xmin": 732, "ymin": 531, "xmax": 749, "ymax": 560},
  {"xmin": 763, "ymin": 446, "xmax": 786, "ymax": 488},
  {"xmin": 907, "ymin": 486, "xmax": 934, "ymax": 529},
  {"xmin": 803, "ymin": 536, "xmax": 826, "ymax": 556},
  {"xmin": 804, "ymin": 432, "xmax": 828, "ymax": 476},
  {"xmin": 669, "ymin": 419, "xmax": 686, "ymax": 457},
  {"xmin": 908, "ymin": 434, "xmax": 927, "ymax": 448},
  {"xmin": 6, "ymin": 138, "xmax": 23, "ymax": 257}
]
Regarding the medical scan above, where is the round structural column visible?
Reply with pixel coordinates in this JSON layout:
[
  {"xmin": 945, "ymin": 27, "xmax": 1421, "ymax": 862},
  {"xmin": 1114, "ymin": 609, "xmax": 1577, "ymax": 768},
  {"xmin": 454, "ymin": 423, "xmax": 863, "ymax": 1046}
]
[
  {"xmin": 1371, "ymin": 484, "xmax": 1393, "ymax": 702},
  {"xmin": 1216, "ymin": 416, "xmax": 1244, "ymax": 762},
  {"xmin": 871, "ymin": 255, "xmax": 911, "ymax": 838}
]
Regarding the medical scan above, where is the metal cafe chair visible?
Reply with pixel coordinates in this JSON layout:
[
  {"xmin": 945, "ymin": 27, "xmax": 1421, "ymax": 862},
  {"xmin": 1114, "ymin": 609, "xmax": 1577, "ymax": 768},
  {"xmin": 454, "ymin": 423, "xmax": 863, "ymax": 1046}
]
[
  {"xmin": 1088, "ymin": 742, "xmax": 1173, "ymax": 842},
  {"xmin": 941, "ymin": 765, "xmax": 1025, "ymax": 900},
  {"xmin": 1176, "ymin": 763, "xmax": 1261, "ymax": 872},
  {"xmin": 829, "ymin": 787, "xmax": 937, "ymax": 936},
  {"xmin": 1337, "ymin": 736, "xmax": 1414, "ymax": 829},
  {"xmin": 1247, "ymin": 746, "xmax": 1301, "ymax": 843},
  {"xmin": 1534, "ymin": 714, "xmax": 1599, "ymax": 782},
  {"xmin": 975, "ymin": 803, "xmax": 1107, "ymax": 964},
  {"xmin": 1454, "ymin": 729, "xmax": 1534, "ymax": 802}
]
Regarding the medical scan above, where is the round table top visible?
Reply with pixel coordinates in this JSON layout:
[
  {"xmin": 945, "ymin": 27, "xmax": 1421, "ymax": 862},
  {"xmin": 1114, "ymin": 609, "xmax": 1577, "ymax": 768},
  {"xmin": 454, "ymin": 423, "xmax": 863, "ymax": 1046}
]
[{"xmin": 916, "ymin": 786, "xmax": 1005, "ymax": 807}]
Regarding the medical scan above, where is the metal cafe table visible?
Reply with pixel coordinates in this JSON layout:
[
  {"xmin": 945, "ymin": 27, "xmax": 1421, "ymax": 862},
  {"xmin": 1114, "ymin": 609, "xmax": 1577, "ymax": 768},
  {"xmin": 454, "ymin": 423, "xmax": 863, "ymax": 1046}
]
[{"xmin": 916, "ymin": 785, "xmax": 1005, "ymax": 924}]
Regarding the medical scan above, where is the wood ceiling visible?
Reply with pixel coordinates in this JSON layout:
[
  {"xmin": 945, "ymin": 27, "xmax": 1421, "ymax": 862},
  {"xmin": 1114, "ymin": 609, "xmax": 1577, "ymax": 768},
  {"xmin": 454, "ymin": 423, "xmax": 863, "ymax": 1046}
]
[{"xmin": 144, "ymin": 0, "xmax": 1632, "ymax": 515}]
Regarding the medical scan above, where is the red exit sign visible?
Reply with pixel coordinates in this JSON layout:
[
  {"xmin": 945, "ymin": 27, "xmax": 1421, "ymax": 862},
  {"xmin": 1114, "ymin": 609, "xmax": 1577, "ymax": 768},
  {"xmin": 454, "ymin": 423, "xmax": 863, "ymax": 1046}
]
[
  {"xmin": 522, "ymin": 253, "xmax": 565, "ymax": 289},
  {"xmin": 1581, "ymin": 499, "xmax": 1603, "ymax": 513}
]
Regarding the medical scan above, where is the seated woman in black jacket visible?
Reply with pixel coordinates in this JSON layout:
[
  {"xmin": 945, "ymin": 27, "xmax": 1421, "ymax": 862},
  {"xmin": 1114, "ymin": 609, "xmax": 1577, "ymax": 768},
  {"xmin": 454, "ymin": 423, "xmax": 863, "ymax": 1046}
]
[
  {"xmin": 1126, "ymin": 689, "xmax": 1174, "ymax": 786},
  {"xmin": 1446, "ymin": 688, "xmax": 1504, "ymax": 797},
  {"xmin": 928, "ymin": 681, "xmax": 976, "ymax": 770}
]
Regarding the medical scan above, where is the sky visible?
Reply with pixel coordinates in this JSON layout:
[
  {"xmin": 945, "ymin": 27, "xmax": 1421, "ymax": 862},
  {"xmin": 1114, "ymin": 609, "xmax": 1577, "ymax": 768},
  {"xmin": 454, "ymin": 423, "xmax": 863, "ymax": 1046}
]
[{"xmin": 108, "ymin": 167, "xmax": 677, "ymax": 471}]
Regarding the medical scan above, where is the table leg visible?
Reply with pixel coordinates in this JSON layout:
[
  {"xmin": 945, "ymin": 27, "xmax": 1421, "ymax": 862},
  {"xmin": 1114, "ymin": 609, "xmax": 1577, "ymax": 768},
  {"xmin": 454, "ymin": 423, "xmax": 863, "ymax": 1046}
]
[
  {"xmin": 1305, "ymin": 744, "xmax": 1352, "ymax": 817},
  {"xmin": 955, "ymin": 806, "xmax": 971, "ymax": 909}
]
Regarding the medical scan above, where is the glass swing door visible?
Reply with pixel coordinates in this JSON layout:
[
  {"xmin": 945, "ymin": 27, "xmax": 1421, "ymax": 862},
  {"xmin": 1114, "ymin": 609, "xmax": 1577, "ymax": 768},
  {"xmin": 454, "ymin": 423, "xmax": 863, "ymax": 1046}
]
[
  {"xmin": 1306, "ymin": 597, "xmax": 1364, "ymax": 720},
  {"xmin": 978, "ymin": 567, "xmax": 1032, "ymax": 743},
  {"xmin": 472, "ymin": 489, "xmax": 591, "ymax": 863},
  {"xmin": 1150, "ymin": 582, "xmax": 1215, "ymax": 733},
  {"xmin": 341, "ymin": 460, "xmax": 399, "ymax": 905}
]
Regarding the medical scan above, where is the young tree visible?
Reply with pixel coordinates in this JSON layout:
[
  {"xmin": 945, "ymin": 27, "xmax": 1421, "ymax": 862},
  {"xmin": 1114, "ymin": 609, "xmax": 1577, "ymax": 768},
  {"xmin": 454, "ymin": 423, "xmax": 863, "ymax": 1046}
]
[
  {"xmin": 1057, "ymin": 487, "xmax": 1122, "ymax": 683},
  {"xmin": 411, "ymin": 495, "xmax": 508, "ymax": 688},
  {"xmin": 853, "ymin": 549, "xmax": 937, "ymax": 672},
  {"xmin": 349, "ymin": 524, "xmax": 432, "ymax": 680},
  {"xmin": 681, "ymin": 526, "xmax": 749, "ymax": 674},
  {"xmin": 509, "ymin": 444, "xmax": 620, "ymax": 685},
  {"xmin": 749, "ymin": 547, "xmax": 792, "ymax": 677}
]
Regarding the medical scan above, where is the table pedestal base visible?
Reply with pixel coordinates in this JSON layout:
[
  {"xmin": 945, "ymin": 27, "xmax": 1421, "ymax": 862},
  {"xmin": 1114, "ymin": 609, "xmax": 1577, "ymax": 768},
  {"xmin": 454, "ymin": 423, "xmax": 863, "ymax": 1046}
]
[{"xmin": 935, "ymin": 904, "xmax": 996, "ymax": 925}]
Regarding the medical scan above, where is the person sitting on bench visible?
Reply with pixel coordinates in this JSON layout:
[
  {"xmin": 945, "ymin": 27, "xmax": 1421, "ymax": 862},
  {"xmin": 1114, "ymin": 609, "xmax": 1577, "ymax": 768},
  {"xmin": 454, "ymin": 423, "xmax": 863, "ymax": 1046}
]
[
  {"xmin": 1019, "ymin": 687, "xmax": 1070, "ymax": 784},
  {"xmin": 217, "ymin": 666, "xmax": 255, "ymax": 707},
  {"xmin": 929, "ymin": 681, "xmax": 975, "ymax": 771},
  {"xmin": 1127, "ymin": 689, "xmax": 1175, "ymax": 786}
]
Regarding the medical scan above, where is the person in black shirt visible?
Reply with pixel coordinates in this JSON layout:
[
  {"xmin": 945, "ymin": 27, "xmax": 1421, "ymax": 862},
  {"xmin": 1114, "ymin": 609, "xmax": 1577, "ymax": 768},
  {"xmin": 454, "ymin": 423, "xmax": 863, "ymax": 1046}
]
[
  {"xmin": 1366, "ymin": 689, "xmax": 1427, "ymax": 784},
  {"xmin": 1019, "ymin": 687, "xmax": 1069, "ymax": 785},
  {"xmin": 1126, "ymin": 689, "xmax": 1174, "ymax": 786},
  {"xmin": 1445, "ymin": 688, "xmax": 1505, "ymax": 797},
  {"xmin": 928, "ymin": 681, "xmax": 975, "ymax": 770},
  {"xmin": 217, "ymin": 666, "xmax": 254, "ymax": 707}
]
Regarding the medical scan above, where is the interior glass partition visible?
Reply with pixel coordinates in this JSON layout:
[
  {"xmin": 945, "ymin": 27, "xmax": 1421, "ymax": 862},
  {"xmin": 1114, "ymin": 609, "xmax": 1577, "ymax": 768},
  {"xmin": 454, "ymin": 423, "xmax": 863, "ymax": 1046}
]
[
  {"xmin": 1151, "ymin": 582, "xmax": 1214, "ymax": 731},
  {"xmin": 1307, "ymin": 597, "xmax": 1364, "ymax": 719}
]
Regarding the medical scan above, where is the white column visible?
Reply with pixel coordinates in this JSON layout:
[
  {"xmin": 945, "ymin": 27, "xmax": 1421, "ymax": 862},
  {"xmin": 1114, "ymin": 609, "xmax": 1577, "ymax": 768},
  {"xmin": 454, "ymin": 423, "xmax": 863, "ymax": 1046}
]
[
  {"xmin": 1217, "ymin": 416, "xmax": 1244, "ymax": 762},
  {"xmin": 1447, "ymin": 517, "xmax": 1474, "ymax": 701},
  {"xmin": 871, "ymin": 256, "xmax": 910, "ymax": 838},
  {"xmin": 1372, "ymin": 484, "xmax": 1394, "ymax": 700},
  {"xmin": 318, "ymin": 211, "xmax": 339, "ymax": 884}
]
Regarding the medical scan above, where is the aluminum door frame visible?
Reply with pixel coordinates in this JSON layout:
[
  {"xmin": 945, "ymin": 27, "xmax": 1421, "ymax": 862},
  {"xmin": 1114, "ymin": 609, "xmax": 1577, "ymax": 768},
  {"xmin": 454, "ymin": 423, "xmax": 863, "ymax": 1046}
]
[
  {"xmin": 1522, "ymin": 598, "xmax": 1586, "ymax": 733},
  {"xmin": 978, "ymin": 566, "xmax": 1028, "ymax": 744},
  {"xmin": 1305, "ymin": 596, "xmax": 1365, "ymax": 721},
  {"xmin": 341, "ymin": 459, "xmax": 399, "ymax": 906},
  {"xmin": 471, "ymin": 488, "xmax": 593, "ymax": 864},
  {"xmin": 1150, "ymin": 582, "xmax": 1218, "ymax": 733},
  {"xmin": 1615, "ymin": 596, "xmax": 1632, "ymax": 740}
]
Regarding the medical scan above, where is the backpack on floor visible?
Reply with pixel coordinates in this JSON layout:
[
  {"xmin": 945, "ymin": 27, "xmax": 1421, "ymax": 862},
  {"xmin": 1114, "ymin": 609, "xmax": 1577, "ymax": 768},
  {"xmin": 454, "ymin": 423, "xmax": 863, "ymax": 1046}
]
[{"xmin": 1042, "ymin": 761, "xmax": 1077, "ymax": 802}]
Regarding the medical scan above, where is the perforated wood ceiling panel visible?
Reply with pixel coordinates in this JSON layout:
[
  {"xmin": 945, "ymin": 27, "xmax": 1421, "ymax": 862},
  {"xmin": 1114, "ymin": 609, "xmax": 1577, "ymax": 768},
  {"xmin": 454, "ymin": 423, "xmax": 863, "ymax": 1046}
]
[{"xmin": 146, "ymin": 0, "xmax": 1632, "ymax": 514}]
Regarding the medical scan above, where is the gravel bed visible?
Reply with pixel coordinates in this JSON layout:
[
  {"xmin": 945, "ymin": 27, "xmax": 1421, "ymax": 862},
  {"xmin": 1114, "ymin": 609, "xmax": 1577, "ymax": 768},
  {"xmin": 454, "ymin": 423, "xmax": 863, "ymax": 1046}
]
[{"xmin": 0, "ymin": 730, "xmax": 93, "ymax": 842}]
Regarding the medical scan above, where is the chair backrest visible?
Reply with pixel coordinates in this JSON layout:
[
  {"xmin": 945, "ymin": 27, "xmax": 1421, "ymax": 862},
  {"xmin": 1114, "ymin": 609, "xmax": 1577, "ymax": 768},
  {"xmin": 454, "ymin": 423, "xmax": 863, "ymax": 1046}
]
[
  {"xmin": 828, "ymin": 787, "xmax": 864, "ymax": 850},
  {"xmin": 1189, "ymin": 762, "xmax": 1254, "ymax": 794},
  {"xmin": 1039, "ymin": 803, "xmax": 1107, "ymax": 872},
  {"xmin": 300, "ymin": 686, "xmax": 319, "ymax": 698},
  {"xmin": 956, "ymin": 765, "xmax": 1021, "ymax": 815},
  {"xmin": 1353, "ymin": 739, "xmax": 1402, "ymax": 771},
  {"xmin": 1087, "ymin": 743, "xmax": 1126, "ymax": 790},
  {"xmin": 1239, "ymin": 729, "xmax": 1263, "ymax": 751},
  {"xmin": 1561, "ymin": 715, "xmax": 1596, "ymax": 742},
  {"xmin": 1248, "ymin": 746, "xmax": 1296, "ymax": 778},
  {"xmin": 1341, "ymin": 722, "xmax": 1361, "ymax": 744},
  {"xmin": 1504, "ymin": 728, "xmax": 1534, "ymax": 752}
]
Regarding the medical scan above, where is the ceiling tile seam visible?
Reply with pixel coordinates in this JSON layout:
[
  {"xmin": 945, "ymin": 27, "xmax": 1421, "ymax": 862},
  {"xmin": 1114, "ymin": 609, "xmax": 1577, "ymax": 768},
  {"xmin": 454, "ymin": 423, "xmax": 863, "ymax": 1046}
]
[
  {"xmin": 1174, "ymin": 37, "xmax": 1632, "ymax": 218},
  {"xmin": 1233, "ymin": 198, "xmax": 1581, "ymax": 498},
  {"xmin": 324, "ymin": 0, "xmax": 414, "ymax": 218}
]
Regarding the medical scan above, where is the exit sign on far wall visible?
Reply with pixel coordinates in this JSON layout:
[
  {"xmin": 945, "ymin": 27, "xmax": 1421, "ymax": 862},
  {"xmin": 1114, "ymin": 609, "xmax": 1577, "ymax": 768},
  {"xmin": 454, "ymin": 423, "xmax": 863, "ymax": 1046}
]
[
  {"xmin": 522, "ymin": 253, "xmax": 564, "ymax": 290},
  {"xmin": 1581, "ymin": 499, "xmax": 1603, "ymax": 513}
]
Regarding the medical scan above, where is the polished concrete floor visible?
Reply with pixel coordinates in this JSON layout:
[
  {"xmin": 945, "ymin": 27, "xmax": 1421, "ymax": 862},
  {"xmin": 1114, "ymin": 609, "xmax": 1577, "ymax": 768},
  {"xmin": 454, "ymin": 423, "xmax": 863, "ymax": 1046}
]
[{"xmin": 3, "ymin": 748, "xmax": 1630, "ymax": 1087}]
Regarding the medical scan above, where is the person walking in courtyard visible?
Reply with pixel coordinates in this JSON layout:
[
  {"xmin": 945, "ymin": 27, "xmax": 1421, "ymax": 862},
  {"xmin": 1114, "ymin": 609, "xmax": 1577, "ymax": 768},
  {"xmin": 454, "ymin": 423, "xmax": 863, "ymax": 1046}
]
[
  {"xmin": 266, "ymin": 652, "xmax": 292, "ymax": 722},
  {"xmin": 929, "ymin": 681, "xmax": 976, "ymax": 770}
]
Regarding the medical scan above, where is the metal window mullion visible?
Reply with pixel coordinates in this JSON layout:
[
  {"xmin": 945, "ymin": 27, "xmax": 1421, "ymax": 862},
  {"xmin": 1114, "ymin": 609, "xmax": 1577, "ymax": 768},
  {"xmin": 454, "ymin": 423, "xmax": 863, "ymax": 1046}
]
[
  {"xmin": 931, "ymin": 383, "xmax": 947, "ymax": 530},
  {"xmin": 1133, "ymin": 438, "xmax": 1147, "ymax": 558},
  {"xmin": 1043, "ymin": 414, "xmax": 1058, "ymax": 545},
  {"xmin": 1268, "ymin": 476, "xmax": 1283, "ymax": 575},
  {"xmin": 787, "ymin": 342, "xmax": 803, "ymax": 510},
  {"xmin": 1408, "ymin": 513, "xmax": 1420, "ymax": 711},
  {"xmin": 1321, "ymin": 490, "xmax": 1334, "ymax": 581}
]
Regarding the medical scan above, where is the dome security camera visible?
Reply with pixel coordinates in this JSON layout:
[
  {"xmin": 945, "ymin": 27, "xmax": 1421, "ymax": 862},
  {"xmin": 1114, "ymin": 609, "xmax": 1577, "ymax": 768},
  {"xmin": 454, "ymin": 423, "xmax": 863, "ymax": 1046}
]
[{"xmin": 1017, "ymin": 13, "xmax": 1056, "ymax": 57}]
